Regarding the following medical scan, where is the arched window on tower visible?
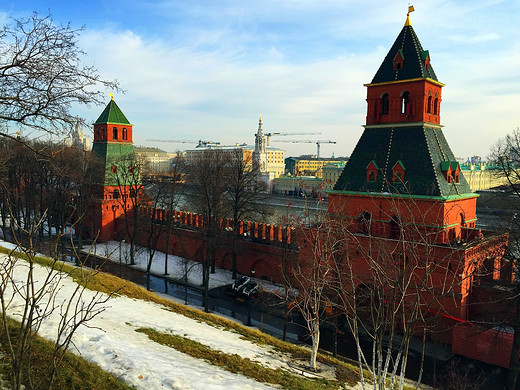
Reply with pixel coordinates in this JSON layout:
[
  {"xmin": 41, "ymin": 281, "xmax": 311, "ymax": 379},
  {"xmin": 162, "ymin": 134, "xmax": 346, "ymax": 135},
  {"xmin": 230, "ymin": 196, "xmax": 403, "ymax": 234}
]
[
  {"xmin": 460, "ymin": 213, "xmax": 466, "ymax": 228},
  {"xmin": 113, "ymin": 126, "xmax": 118, "ymax": 140},
  {"xmin": 112, "ymin": 189, "xmax": 120, "ymax": 199},
  {"xmin": 122, "ymin": 127, "xmax": 128, "ymax": 140},
  {"xmin": 433, "ymin": 94, "xmax": 439, "ymax": 115},
  {"xmin": 427, "ymin": 92, "xmax": 432, "ymax": 114},
  {"xmin": 401, "ymin": 91, "xmax": 410, "ymax": 115},
  {"xmin": 381, "ymin": 93, "xmax": 389, "ymax": 115}
]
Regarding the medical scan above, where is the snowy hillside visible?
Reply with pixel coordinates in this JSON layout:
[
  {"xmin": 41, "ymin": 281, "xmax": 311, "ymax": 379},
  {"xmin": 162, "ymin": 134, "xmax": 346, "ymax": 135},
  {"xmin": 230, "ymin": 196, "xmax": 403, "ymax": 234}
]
[{"xmin": 0, "ymin": 240, "xmax": 364, "ymax": 390}]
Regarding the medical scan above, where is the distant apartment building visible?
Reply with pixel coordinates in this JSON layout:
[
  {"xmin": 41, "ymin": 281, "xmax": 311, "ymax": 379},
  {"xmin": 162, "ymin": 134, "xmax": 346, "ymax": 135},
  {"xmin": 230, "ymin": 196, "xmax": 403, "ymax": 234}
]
[
  {"xmin": 285, "ymin": 156, "xmax": 348, "ymax": 177},
  {"xmin": 66, "ymin": 123, "xmax": 90, "ymax": 151},
  {"xmin": 134, "ymin": 146, "xmax": 176, "ymax": 172},
  {"xmin": 461, "ymin": 162, "xmax": 508, "ymax": 191},
  {"xmin": 272, "ymin": 176, "xmax": 325, "ymax": 197},
  {"xmin": 184, "ymin": 117, "xmax": 285, "ymax": 188},
  {"xmin": 321, "ymin": 161, "xmax": 347, "ymax": 190}
]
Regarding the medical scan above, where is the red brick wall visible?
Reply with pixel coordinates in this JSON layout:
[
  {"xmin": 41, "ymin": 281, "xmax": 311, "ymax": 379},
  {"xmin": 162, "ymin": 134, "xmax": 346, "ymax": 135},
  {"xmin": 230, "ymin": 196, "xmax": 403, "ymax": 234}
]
[{"xmin": 453, "ymin": 323, "xmax": 513, "ymax": 368}]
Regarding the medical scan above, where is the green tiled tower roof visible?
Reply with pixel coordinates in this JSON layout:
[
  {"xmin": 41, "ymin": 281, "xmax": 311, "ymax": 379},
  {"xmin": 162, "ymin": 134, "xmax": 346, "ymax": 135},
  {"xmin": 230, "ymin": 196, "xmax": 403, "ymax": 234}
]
[
  {"xmin": 94, "ymin": 99, "xmax": 131, "ymax": 125},
  {"xmin": 333, "ymin": 125, "xmax": 472, "ymax": 198},
  {"xmin": 370, "ymin": 23, "xmax": 437, "ymax": 84}
]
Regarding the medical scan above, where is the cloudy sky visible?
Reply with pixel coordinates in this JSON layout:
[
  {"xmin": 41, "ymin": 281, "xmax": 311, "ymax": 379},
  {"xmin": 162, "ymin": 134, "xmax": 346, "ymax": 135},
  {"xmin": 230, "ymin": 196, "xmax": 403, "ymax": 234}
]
[{"xmin": 3, "ymin": 0, "xmax": 519, "ymax": 159}]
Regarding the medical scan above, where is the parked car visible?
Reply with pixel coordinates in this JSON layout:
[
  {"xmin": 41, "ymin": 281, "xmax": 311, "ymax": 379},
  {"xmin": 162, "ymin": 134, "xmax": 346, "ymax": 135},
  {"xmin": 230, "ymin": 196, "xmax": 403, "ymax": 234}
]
[
  {"xmin": 241, "ymin": 280, "xmax": 259, "ymax": 298},
  {"xmin": 231, "ymin": 276, "xmax": 250, "ymax": 293},
  {"xmin": 226, "ymin": 275, "xmax": 258, "ymax": 299}
]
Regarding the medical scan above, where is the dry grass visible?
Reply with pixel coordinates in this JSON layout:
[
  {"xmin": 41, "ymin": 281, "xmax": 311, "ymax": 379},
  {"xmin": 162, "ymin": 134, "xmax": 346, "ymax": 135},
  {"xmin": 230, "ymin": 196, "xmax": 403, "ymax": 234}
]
[
  {"xmin": 0, "ymin": 317, "xmax": 133, "ymax": 390},
  {"xmin": 136, "ymin": 327, "xmax": 340, "ymax": 390}
]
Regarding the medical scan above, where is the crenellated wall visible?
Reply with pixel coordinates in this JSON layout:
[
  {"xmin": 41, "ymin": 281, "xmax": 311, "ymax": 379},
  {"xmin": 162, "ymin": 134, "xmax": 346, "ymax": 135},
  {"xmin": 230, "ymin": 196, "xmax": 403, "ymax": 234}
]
[
  {"xmin": 126, "ymin": 207, "xmax": 297, "ymax": 284},
  {"xmin": 142, "ymin": 207, "xmax": 293, "ymax": 244}
]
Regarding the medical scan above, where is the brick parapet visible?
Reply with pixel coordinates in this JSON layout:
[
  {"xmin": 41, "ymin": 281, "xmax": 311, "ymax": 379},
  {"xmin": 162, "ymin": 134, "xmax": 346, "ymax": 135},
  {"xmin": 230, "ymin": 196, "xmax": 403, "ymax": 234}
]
[{"xmin": 139, "ymin": 206, "xmax": 292, "ymax": 244}]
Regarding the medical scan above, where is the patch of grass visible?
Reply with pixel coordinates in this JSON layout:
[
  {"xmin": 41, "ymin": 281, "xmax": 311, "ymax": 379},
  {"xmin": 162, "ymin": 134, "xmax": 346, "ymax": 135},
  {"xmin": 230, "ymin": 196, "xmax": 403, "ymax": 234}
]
[
  {"xmin": 136, "ymin": 327, "xmax": 339, "ymax": 390},
  {"xmin": 0, "ymin": 317, "xmax": 133, "ymax": 390}
]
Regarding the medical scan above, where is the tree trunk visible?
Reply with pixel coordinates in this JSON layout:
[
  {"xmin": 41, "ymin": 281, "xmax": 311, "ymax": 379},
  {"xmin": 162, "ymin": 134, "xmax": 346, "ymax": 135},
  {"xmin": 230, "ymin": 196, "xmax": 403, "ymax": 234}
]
[
  {"xmin": 130, "ymin": 240, "xmax": 135, "ymax": 265},
  {"xmin": 164, "ymin": 231, "xmax": 171, "ymax": 275},
  {"xmin": 310, "ymin": 319, "xmax": 320, "ymax": 371},
  {"xmin": 507, "ymin": 293, "xmax": 520, "ymax": 389}
]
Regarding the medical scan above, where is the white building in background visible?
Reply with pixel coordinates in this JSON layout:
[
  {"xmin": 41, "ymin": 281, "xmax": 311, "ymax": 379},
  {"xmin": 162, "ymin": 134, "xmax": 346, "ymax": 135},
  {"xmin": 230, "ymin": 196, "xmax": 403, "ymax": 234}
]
[
  {"xmin": 184, "ymin": 116, "xmax": 285, "ymax": 189},
  {"xmin": 68, "ymin": 123, "xmax": 90, "ymax": 150},
  {"xmin": 134, "ymin": 146, "xmax": 176, "ymax": 172},
  {"xmin": 252, "ymin": 116, "xmax": 284, "ymax": 188}
]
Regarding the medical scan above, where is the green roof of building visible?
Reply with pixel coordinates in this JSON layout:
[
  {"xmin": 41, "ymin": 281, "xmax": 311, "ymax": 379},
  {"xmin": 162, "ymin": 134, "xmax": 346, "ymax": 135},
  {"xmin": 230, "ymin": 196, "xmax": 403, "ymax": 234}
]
[
  {"xmin": 370, "ymin": 24, "xmax": 438, "ymax": 84},
  {"xmin": 333, "ymin": 124, "xmax": 473, "ymax": 197},
  {"xmin": 94, "ymin": 99, "xmax": 131, "ymax": 125}
]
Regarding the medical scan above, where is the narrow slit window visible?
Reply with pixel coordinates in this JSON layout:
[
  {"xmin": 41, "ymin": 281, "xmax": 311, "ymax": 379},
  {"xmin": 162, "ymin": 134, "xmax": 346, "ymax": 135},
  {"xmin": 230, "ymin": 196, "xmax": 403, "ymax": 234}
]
[
  {"xmin": 381, "ymin": 94, "xmax": 389, "ymax": 115},
  {"xmin": 401, "ymin": 91, "xmax": 410, "ymax": 114}
]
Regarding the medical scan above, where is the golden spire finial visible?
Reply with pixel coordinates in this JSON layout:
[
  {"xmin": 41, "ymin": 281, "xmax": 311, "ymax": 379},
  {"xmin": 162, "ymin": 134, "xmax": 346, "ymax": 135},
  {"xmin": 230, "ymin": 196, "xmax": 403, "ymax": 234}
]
[
  {"xmin": 109, "ymin": 92, "xmax": 114, "ymax": 100},
  {"xmin": 405, "ymin": 5, "xmax": 415, "ymax": 26},
  {"xmin": 259, "ymin": 114, "xmax": 262, "ymax": 123}
]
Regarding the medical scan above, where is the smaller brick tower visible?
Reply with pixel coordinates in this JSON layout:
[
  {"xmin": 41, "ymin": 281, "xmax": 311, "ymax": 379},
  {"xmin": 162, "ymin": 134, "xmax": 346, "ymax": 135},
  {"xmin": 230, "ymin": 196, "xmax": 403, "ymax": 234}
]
[{"xmin": 88, "ymin": 97, "xmax": 137, "ymax": 242}]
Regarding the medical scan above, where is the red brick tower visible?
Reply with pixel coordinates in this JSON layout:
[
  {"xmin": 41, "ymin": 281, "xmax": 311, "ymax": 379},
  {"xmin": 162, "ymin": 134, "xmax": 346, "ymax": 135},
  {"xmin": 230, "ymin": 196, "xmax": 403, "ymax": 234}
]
[
  {"xmin": 86, "ymin": 97, "xmax": 137, "ymax": 242},
  {"xmin": 324, "ymin": 11, "xmax": 507, "ymax": 329},
  {"xmin": 329, "ymin": 12, "xmax": 477, "ymax": 245}
]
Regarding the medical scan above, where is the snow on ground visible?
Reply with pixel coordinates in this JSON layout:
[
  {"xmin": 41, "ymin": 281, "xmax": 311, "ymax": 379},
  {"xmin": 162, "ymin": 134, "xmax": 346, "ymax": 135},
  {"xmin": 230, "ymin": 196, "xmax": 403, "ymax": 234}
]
[
  {"xmin": 90, "ymin": 241, "xmax": 287, "ymax": 295},
  {"xmin": 1, "ymin": 240, "xmax": 285, "ymax": 389},
  {"xmin": 2, "ymin": 239, "xmax": 336, "ymax": 389}
]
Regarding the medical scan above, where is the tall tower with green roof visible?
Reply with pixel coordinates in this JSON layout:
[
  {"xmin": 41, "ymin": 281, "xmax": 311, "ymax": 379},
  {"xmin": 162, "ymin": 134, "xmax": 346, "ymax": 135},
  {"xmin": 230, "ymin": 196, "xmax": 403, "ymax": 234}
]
[
  {"xmin": 329, "ymin": 10, "xmax": 478, "ymax": 245},
  {"xmin": 88, "ymin": 97, "xmax": 138, "ymax": 242}
]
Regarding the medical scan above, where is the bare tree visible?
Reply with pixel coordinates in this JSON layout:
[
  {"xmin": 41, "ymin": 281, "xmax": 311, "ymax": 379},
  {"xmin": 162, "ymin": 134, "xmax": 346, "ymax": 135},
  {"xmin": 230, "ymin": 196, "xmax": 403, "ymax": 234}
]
[
  {"xmin": 282, "ymin": 196, "xmax": 336, "ymax": 372},
  {"xmin": 329, "ymin": 194, "xmax": 491, "ymax": 390},
  {"xmin": 109, "ymin": 153, "xmax": 145, "ymax": 265},
  {"xmin": 157, "ymin": 155, "xmax": 186, "ymax": 276},
  {"xmin": 224, "ymin": 149, "xmax": 267, "ymax": 279},
  {"xmin": 0, "ymin": 204, "xmax": 111, "ymax": 390},
  {"xmin": 0, "ymin": 13, "xmax": 119, "ymax": 138},
  {"xmin": 489, "ymin": 128, "xmax": 520, "ymax": 389},
  {"xmin": 142, "ymin": 164, "xmax": 185, "ymax": 285},
  {"xmin": 185, "ymin": 149, "xmax": 229, "ymax": 311}
]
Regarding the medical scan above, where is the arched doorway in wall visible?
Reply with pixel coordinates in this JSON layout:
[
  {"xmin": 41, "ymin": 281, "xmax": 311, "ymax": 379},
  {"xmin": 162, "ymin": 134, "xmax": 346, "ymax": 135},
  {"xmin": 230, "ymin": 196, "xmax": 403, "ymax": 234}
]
[
  {"xmin": 389, "ymin": 215, "xmax": 401, "ymax": 239},
  {"xmin": 357, "ymin": 212, "xmax": 372, "ymax": 235},
  {"xmin": 250, "ymin": 259, "xmax": 271, "ymax": 281},
  {"xmin": 221, "ymin": 252, "xmax": 233, "ymax": 271}
]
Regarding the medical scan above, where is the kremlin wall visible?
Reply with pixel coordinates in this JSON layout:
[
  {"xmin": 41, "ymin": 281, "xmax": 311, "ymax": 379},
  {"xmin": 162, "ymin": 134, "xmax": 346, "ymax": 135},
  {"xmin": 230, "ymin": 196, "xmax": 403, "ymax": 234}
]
[{"xmin": 83, "ymin": 12, "xmax": 517, "ymax": 370}]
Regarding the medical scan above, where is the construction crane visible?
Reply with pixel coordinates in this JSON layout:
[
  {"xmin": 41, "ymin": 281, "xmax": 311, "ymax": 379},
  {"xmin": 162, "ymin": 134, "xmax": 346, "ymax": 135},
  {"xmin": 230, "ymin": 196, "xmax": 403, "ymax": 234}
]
[
  {"xmin": 146, "ymin": 139, "xmax": 221, "ymax": 147},
  {"xmin": 273, "ymin": 139, "xmax": 337, "ymax": 158},
  {"xmin": 263, "ymin": 132, "xmax": 321, "ymax": 147}
]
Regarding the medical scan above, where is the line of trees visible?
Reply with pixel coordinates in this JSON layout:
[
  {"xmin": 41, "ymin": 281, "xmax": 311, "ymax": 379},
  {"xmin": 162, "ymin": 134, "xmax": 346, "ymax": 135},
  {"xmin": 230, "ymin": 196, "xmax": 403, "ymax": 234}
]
[
  {"xmin": 0, "ymin": 138, "xmax": 101, "ymax": 254},
  {"xmin": 0, "ymin": 11, "xmax": 120, "ymax": 390},
  {"xmin": 185, "ymin": 148, "xmax": 267, "ymax": 311},
  {"xmin": 281, "ymin": 188, "xmax": 506, "ymax": 389}
]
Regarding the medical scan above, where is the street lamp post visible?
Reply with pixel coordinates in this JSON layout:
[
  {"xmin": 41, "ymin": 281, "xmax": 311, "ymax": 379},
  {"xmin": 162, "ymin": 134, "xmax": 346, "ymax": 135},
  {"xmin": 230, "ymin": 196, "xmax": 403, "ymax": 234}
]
[{"xmin": 119, "ymin": 239, "xmax": 125, "ymax": 277}]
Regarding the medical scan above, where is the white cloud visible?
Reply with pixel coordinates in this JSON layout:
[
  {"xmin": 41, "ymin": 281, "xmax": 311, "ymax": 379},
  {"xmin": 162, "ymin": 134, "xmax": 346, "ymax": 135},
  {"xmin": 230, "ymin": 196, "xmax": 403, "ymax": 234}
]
[{"xmin": 3, "ymin": 1, "xmax": 516, "ymax": 159}]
